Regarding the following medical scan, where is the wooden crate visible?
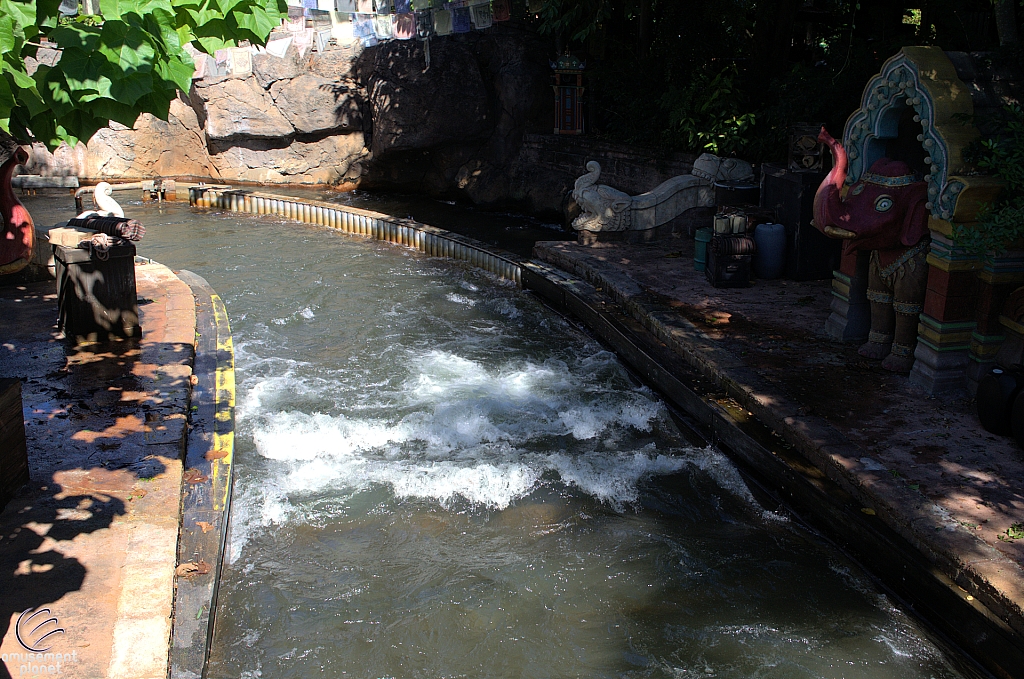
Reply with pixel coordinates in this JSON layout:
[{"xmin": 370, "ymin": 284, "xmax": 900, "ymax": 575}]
[{"xmin": 0, "ymin": 378, "xmax": 29, "ymax": 509}]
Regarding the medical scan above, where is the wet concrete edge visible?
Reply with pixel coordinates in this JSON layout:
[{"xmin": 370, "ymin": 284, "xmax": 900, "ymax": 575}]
[
  {"xmin": 522, "ymin": 253, "xmax": 1024, "ymax": 679},
  {"xmin": 168, "ymin": 271, "xmax": 236, "ymax": 679}
]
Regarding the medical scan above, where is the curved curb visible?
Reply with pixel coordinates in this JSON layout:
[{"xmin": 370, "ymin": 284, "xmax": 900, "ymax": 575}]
[
  {"xmin": 170, "ymin": 270, "xmax": 236, "ymax": 679},
  {"xmin": 188, "ymin": 186, "xmax": 524, "ymax": 283}
]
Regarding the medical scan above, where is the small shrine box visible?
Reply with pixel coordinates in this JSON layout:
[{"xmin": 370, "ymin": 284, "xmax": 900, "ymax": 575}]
[
  {"xmin": 552, "ymin": 54, "xmax": 585, "ymax": 135},
  {"xmin": 54, "ymin": 243, "xmax": 141, "ymax": 342}
]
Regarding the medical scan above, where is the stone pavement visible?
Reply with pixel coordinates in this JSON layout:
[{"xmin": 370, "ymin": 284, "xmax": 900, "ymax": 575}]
[
  {"xmin": 0, "ymin": 262, "xmax": 195, "ymax": 679},
  {"xmin": 535, "ymin": 237, "xmax": 1024, "ymax": 661}
]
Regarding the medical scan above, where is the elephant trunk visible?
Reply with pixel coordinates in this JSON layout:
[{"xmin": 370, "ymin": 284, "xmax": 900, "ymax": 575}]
[{"xmin": 813, "ymin": 127, "xmax": 855, "ymax": 239}]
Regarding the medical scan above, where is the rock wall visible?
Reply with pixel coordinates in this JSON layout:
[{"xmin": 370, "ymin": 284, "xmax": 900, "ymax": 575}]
[
  {"xmin": 20, "ymin": 93, "xmax": 217, "ymax": 180},
  {"xmin": 20, "ymin": 25, "xmax": 549, "ymax": 197},
  {"xmin": 16, "ymin": 25, "xmax": 694, "ymax": 220},
  {"xmin": 192, "ymin": 42, "xmax": 369, "ymax": 184},
  {"xmin": 353, "ymin": 25, "xmax": 552, "ymax": 207}
]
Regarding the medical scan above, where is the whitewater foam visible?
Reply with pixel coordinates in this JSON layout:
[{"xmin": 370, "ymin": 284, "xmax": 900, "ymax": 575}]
[{"xmin": 233, "ymin": 343, "xmax": 772, "ymax": 542}]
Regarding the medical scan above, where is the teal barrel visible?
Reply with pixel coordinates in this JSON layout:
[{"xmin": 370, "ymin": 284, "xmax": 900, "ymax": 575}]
[
  {"xmin": 753, "ymin": 222, "xmax": 786, "ymax": 279},
  {"xmin": 694, "ymin": 228, "xmax": 713, "ymax": 271}
]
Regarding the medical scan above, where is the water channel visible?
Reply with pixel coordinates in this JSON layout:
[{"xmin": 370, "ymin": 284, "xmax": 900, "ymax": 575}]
[{"xmin": 33, "ymin": 193, "xmax": 970, "ymax": 678}]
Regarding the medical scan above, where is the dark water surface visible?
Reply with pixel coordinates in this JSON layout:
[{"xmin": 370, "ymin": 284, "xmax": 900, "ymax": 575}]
[{"xmin": 25, "ymin": 193, "xmax": 968, "ymax": 678}]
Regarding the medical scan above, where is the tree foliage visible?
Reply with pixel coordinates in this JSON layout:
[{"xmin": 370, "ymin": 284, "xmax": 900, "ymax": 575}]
[
  {"xmin": 531, "ymin": 0, "xmax": 1009, "ymax": 161},
  {"xmin": 954, "ymin": 105, "xmax": 1024, "ymax": 254},
  {"xmin": 659, "ymin": 64, "xmax": 756, "ymax": 156},
  {"xmin": 0, "ymin": 0, "xmax": 286, "ymax": 149},
  {"xmin": 534, "ymin": 0, "xmax": 613, "ymax": 44}
]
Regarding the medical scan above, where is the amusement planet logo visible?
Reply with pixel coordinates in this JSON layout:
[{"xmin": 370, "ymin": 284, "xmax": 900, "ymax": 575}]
[
  {"xmin": 1, "ymin": 608, "xmax": 78, "ymax": 676},
  {"xmin": 16, "ymin": 608, "xmax": 65, "ymax": 652}
]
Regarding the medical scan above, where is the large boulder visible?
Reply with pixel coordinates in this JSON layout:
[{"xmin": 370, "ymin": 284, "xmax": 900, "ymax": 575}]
[
  {"xmin": 355, "ymin": 27, "xmax": 552, "ymax": 205},
  {"xmin": 252, "ymin": 46, "xmax": 307, "ymax": 89},
  {"xmin": 309, "ymin": 46, "xmax": 362, "ymax": 81},
  {"xmin": 86, "ymin": 95, "xmax": 216, "ymax": 178},
  {"xmin": 17, "ymin": 94, "xmax": 216, "ymax": 179},
  {"xmin": 208, "ymin": 132, "xmax": 367, "ymax": 184},
  {"xmin": 192, "ymin": 77, "xmax": 294, "ymax": 141},
  {"xmin": 360, "ymin": 39, "xmax": 490, "ymax": 158},
  {"xmin": 270, "ymin": 75, "xmax": 364, "ymax": 134}
]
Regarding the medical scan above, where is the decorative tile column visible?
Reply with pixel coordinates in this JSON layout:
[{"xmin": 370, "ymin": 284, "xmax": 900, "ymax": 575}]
[
  {"xmin": 909, "ymin": 232, "xmax": 979, "ymax": 394},
  {"xmin": 965, "ymin": 251, "xmax": 1024, "ymax": 391}
]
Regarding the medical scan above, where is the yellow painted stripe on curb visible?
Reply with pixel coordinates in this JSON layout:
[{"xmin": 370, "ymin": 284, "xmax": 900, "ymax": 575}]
[{"xmin": 211, "ymin": 291, "xmax": 235, "ymax": 512}]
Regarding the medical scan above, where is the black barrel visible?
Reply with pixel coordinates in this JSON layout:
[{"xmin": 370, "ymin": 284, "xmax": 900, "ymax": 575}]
[
  {"xmin": 1010, "ymin": 389, "xmax": 1024, "ymax": 448},
  {"xmin": 976, "ymin": 366, "xmax": 1024, "ymax": 435},
  {"xmin": 714, "ymin": 180, "xmax": 760, "ymax": 208}
]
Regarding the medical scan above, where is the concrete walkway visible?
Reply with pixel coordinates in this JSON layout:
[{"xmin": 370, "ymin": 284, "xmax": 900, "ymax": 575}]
[
  {"xmin": 535, "ymin": 236, "xmax": 1024, "ymax": 674},
  {"xmin": 0, "ymin": 262, "xmax": 195, "ymax": 679}
]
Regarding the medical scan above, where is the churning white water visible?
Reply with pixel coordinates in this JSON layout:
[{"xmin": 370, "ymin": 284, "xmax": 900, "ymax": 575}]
[{"xmin": 111, "ymin": 197, "xmax": 969, "ymax": 679}]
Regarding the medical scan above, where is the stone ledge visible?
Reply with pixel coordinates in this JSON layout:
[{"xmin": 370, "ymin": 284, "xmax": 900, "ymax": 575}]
[{"xmin": 0, "ymin": 259, "xmax": 197, "ymax": 679}]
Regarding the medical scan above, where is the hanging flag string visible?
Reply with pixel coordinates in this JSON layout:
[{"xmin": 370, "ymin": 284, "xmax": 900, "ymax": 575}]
[{"xmin": 317, "ymin": 0, "xmax": 510, "ymax": 47}]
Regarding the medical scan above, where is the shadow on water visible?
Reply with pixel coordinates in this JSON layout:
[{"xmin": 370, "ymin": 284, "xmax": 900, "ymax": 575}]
[{"xmin": 260, "ymin": 186, "xmax": 573, "ymax": 257}]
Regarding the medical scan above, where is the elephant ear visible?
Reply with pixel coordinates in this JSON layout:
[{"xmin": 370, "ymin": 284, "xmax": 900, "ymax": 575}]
[{"xmin": 901, "ymin": 184, "xmax": 931, "ymax": 247}]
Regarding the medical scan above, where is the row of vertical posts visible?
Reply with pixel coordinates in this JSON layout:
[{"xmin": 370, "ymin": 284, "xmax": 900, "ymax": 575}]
[{"xmin": 189, "ymin": 187, "xmax": 523, "ymax": 285}]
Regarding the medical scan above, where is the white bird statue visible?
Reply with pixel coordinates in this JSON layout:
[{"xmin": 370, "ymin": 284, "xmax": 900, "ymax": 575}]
[{"xmin": 76, "ymin": 181, "xmax": 124, "ymax": 219}]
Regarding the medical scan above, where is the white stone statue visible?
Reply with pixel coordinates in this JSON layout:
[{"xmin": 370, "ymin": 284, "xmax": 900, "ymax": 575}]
[
  {"xmin": 571, "ymin": 153, "xmax": 754, "ymax": 234},
  {"xmin": 76, "ymin": 181, "xmax": 125, "ymax": 219},
  {"xmin": 689, "ymin": 153, "xmax": 755, "ymax": 184},
  {"xmin": 572, "ymin": 161, "xmax": 634, "ymax": 232}
]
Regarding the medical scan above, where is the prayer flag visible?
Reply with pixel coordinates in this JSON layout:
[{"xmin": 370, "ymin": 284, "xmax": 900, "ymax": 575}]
[
  {"xmin": 433, "ymin": 8, "xmax": 452, "ymax": 35},
  {"xmin": 452, "ymin": 5, "xmax": 471, "ymax": 32},
  {"xmin": 394, "ymin": 12, "xmax": 415, "ymax": 39}
]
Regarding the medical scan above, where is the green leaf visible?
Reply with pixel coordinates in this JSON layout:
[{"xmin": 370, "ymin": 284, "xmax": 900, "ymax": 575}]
[
  {"xmin": 143, "ymin": 8, "xmax": 182, "ymax": 53},
  {"xmin": 99, "ymin": 21, "xmax": 156, "ymax": 75},
  {"xmin": 36, "ymin": 0, "xmax": 62, "ymax": 30},
  {"xmin": 85, "ymin": 96, "xmax": 140, "ymax": 127},
  {"xmin": 40, "ymin": 66, "xmax": 77, "ymax": 114},
  {"xmin": 135, "ymin": 89, "xmax": 171, "ymax": 120},
  {"xmin": 16, "ymin": 84, "xmax": 48, "ymax": 118},
  {"xmin": 51, "ymin": 23, "xmax": 103, "ymax": 51},
  {"xmin": 154, "ymin": 53, "xmax": 194, "ymax": 93},
  {"xmin": 106, "ymin": 70, "xmax": 154, "ymax": 106},
  {"xmin": 0, "ymin": 0, "xmax": 35, "ymax": 40},
  {"xmin": 232, "ymin": 6, "xmax": 274, "ymax": 37},
  {"xmin": 99, "ymin": 0, "xmax": 129, "ymax": 20},
  {"xmin": 101, "ymin": 0, "xmax": 176, "ymax": 20},
  {"xmin": 213, "ymin": 0, "xmax": 245, "ymax": 16},
  {"xmin": 0, "ymin": 74, "xmax": 16, "ymax": 114},
  {"xmin": 2, "ymin": 58, "xmax": 36, "ymax": 89},
  {"xmin": 194, "ymin": 33, "xmax": 232, "ymax": 54},
  {"xmin": 0, "ymin": 15, "xmax": 16, "ymax": 53}
]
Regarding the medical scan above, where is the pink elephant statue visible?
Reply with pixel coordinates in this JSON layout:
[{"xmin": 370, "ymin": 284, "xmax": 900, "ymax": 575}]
[{"xmin": 813, "ymin": 127, "xmax": 930, "ymax": 373}]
